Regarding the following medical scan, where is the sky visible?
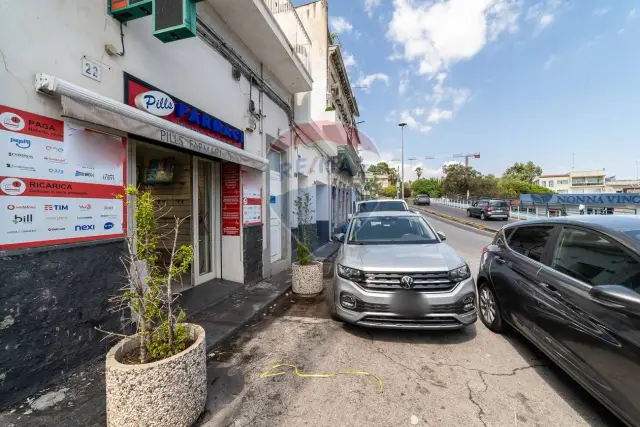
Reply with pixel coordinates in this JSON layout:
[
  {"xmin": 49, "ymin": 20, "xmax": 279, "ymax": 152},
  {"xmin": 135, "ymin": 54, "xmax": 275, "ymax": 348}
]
[{"xmin": 292, "ymin": 0, "xmax": 640, "ymax": 182}]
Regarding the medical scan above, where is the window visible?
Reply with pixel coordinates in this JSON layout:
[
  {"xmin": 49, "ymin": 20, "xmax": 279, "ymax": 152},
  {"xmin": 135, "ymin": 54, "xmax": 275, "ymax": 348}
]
[
  {"xmin": 508, "ymin": 226, "xmax": 555, "ymax": 263},
  {"xmin": 357, "ymin": 201, "xmax": 407, "ymax": 212},
  {"xmin": 348, "ymin": 215, "xmax": 438, "ymax": 245},
  {"xmin": 552, "ymin": 228, "xmax": 640, "ymax": 291},
  {"xmin": 541, "ymin": 181, "xmax": 547, "ymax": 187},
  {"xmin": 548, "ymin": 180, "xmax": 554, "ymax": 188},
  {"xmin": 490, "ymin": 200, "xmax": 508, "ymax": 207},
  {"xmin": 558, "ymin": 179, "xmax": 569, "ymax": 185}
]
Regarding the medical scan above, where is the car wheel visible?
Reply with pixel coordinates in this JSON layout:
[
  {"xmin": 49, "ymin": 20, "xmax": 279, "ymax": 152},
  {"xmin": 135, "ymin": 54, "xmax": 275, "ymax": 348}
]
[
  {"xmin": 325, "ymin": 280, "xmax": 340, "ymax": 321},
  {"xmin": 478, "ymin": 282, "xmax": 504, "ymax": 332},
  {"xmin": 481, "ymin": 212, "xmax": 487, "ymax": 221},
  {"xmin": 466, "ymin": 209, "xmax": 471, "ymax": 217}
]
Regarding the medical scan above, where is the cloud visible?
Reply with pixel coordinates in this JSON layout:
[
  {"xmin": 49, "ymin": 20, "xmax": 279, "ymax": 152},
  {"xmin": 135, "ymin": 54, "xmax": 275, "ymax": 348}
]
[
  {"xmin": 364, "ymin": 0, "xmax": 382, "ymax": 18},
  {"xmin": 592, "ymin": 8, "xmax": 610, "ymax": 17},
  {"xmin": 427, "ymin": 108, "xmax": 453, "ymax": 123},
  {"xmin": 387, "ymin": 0, "xmax": 523, "ymax": 76},
  {"xmin": 356, "ymin": 73, "xmax": 390, "ymax": 91},
  {"xmin": 342, "ymin": 51, "xmax": 357, "ymax": 70},
  {"xmin": 543, "ymin": 54, "xmax": 557, "ymax": 69},
  {"xmin": 398, "ymin": 71, "xmax": 410, "ymax": 95},
  {"xmin": 329, "ymin": 16, "xmax": 354, "ymax": 34},
  {"xmin": 629, "ymin": 8, "xmax": 637, "ymax": 20},
  {"xmin": 526, "ymin": 0, "xmax": 563, "ymax": 35},
  {"xmin": 397, "ymin": 110, "xmax": 432, "ymax": 133}
]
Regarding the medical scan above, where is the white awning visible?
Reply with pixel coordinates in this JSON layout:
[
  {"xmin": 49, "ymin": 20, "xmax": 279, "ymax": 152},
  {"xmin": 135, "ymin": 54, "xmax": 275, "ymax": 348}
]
[{"xmin": 34, "ymin": 73, "xmax": 268, "ymax": 171}]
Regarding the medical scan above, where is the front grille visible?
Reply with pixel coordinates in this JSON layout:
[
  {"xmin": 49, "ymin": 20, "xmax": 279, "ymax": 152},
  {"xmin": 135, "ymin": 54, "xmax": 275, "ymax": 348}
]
[
  {"xmin": 359, "ymin": 315, "xmax": 461, "ymax": 327},
  {"xmin": 356, "ymin": 301, "xmax": 464, "ymax": 314},
  {"xmin": 360, "ymin": 271, "xmax": 456, "ymax": 292}
]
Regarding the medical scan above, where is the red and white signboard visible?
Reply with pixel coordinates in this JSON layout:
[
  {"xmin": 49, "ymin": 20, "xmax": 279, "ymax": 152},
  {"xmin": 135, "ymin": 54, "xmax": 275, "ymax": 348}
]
[
  {"xmin": 242, "ymin": 170, "xmax": 262, "ymax": 226},
  {"xmin": 221, "ymin": 163, "xmax": 241, "ymax": 236},
  {"xmin": 0, "ymin": 105, "xmax": 126, "ymax": 250}
]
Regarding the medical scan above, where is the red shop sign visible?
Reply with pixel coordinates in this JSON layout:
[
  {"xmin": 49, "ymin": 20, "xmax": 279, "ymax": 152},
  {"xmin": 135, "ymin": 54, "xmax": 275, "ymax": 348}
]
[{"xmin": 221, "ymin": 163, "xmax": 241, "ymax": 236}]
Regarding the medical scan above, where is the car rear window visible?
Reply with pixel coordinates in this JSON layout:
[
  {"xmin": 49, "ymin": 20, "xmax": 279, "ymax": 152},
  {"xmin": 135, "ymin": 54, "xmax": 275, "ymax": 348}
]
[
  {"xmin": 358, "ymin": 201, "xmax": 407, "ymax": 212},
  {"xmin": 490, "ymin": 201, "xmax": 508, "ymax": 207}
]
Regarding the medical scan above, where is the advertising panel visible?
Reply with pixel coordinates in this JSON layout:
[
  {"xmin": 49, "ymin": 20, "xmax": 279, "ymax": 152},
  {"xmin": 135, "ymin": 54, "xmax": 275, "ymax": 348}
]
[
  {"xmin": 0, "ymin": 105, "xmax": 126, "ymax": 250},
  {"xmin": 242, "ymin": 170, "xmax": 262, "ymax": 226},
  {"xmin": 221, "ymin": 162, "xmax": 241, "ymax": 236}
]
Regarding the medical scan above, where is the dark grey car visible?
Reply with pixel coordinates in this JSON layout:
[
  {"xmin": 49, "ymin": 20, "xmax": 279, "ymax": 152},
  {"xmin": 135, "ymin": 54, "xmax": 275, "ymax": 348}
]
[
  {"xmin": 477, "ymin": 216, "xmax": 640, "ymax": 427},
  {"xmin": 467, "ymin": 199, "xmax": 509, "ymax": 221}
]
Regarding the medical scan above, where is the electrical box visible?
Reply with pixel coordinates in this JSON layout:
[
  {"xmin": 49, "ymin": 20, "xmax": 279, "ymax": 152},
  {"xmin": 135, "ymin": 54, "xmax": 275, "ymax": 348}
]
[
  {"xmin": 108, "ymin": 0, "xmax": 153, "ymax": 22},
  {"xmin": 153, "ymin": 0, "xmax": 196, "ymax": 43}
]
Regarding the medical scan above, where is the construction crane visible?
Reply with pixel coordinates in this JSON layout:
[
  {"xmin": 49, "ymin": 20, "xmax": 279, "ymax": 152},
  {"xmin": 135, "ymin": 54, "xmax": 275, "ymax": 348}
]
[{"xmin": 453, "ymin": 153, "xmax": 480, "ymax": 167}]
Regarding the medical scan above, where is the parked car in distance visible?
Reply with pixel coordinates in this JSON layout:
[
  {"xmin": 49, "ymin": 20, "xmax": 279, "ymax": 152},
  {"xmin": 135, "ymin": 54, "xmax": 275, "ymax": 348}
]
[
  {"xmin": 467, "ymin": 199, "xmax": 509, "ymax": 221},
  {"xmin": 413, "ymin": 194, "xmax": 431, "ymax": 206},
  {"xmin": 329, "ymin": 211, "xmax": 477, "ymax": 330},
  {"xmin": 477, "ymin": 216, "xmax": 640, "ymax": 427}
]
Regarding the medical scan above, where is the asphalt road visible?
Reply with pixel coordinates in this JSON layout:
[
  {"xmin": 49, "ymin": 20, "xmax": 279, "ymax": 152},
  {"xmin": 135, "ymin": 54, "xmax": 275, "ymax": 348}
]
[
  {"xmin": 200, "ymin": 216, "xmax": 623, "ymax": 427},
  {"xmin": 416, "ymin": 202, "xmax": 518, "ymax": 229}
]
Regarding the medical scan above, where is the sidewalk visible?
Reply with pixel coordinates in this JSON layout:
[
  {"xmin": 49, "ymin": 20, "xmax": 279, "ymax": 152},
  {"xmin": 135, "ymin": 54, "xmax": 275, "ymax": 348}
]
[{"xmin": 0, "ymin": 241, "xmax": 341, "ymax": 427}]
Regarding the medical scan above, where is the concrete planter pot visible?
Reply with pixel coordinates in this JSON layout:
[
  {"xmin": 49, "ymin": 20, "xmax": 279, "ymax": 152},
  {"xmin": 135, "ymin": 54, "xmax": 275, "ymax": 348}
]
[
  {"xmin": 105, "ymin": 323, "xmax": 207, "ymax": 427},
  {"xmin": 292, "ymin": 261, "xmax": 324, "ymax": 295}
]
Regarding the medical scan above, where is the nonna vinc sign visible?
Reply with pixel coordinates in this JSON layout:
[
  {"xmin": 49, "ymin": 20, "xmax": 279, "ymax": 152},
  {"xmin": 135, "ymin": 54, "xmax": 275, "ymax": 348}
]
[{"xmin": 125, "ymin": 73, "xmax": 245, "ymax": 149}]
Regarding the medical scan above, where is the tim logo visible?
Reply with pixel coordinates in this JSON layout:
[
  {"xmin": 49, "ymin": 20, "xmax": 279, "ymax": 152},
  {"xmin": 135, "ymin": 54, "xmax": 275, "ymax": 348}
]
[{"xmin": 45, "ymin": 204, "xmax": 69, "ymax": 211}]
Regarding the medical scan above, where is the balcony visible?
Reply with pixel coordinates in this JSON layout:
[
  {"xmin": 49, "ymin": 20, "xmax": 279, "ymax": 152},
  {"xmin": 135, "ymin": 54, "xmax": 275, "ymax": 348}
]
[
  {"xmin": 204, "ymin": 0, "xmax": 312, "ymax": 93},
  {"xmin": 337, "ymin": 143, "xmax": 362, "ymax": 177}
]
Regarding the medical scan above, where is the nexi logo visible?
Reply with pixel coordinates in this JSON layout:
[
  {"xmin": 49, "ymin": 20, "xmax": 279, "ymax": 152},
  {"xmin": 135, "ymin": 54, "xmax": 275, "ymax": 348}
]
[
  {"xmin": 134, "ymin": 91, "xmax": 175, "ymax": 116},
  {"xmin": 9, "ymin": 152, "xmax": 34, "ymax": 159},
  {"xmin": 9, "ymin": 137, "xmax": 30, "ymax": 149},
  {"xmin": 1, "ymin": 112, "xmax": 25, "ymax": 131},
  {"xmin": 7, "ymin": 204, "xmax": 35, "ymax": 210},
  {"xmin": 104, "ymin": 222, "xmax": 114, "ymax": 230},
  {"xmin": 45, "ymin": 204, "xmax": 68, "ymax": 211},
  {"xmin": 79, "ymin": 204, "xmax": 91, "ymax": 211},
  {"xmin": 75, "ymin": 224, "xmax": 95, "ymax": 231},
  {"xmin": 6, "ymin": 163, "xmax": 36, "ymax": 172},
  {"xmin": 48, "ymin": 227, "xmax": 66, "ymax": 232},
  {"xmin": 1, "ymin": 178, "xmax": 26, "ymax": 195},
  {"xmin": 46, "ymin": 146, "xmax": 64, "ymax": 152},
  {"xmin": 75, "ymin": 170, "xmax": 95, "ymax": 177},
  {"xmin": 48, "ymin": 168, "xmax": 64, "ymax": 174},
  {"xmin": 102, "ymin": 173, "xmax": 115, "ymax": 181},
  {"xmin": 12, "ymin": 214, "xmax": 33, "ymax": 224},
  {"xmin": 44, "ymin": 156, "xmax": 66, "ymax": 164}
]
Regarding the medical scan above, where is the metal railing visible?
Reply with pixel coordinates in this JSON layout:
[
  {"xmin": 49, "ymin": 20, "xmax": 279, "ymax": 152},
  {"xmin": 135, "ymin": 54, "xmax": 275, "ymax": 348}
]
[
  {"xmin": 263, "ymin": 0, "xmax": 312, "ymax": 76},
  {"xmin": 430, "ymin": 198, "xmax": 639, "ymax": 220}
]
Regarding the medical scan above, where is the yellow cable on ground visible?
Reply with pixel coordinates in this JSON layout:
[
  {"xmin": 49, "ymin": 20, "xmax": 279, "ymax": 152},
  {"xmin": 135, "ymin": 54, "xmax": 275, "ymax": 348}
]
[{"xmin": 260, "ymin": 364, "xmax": 383, "ymax": 393}]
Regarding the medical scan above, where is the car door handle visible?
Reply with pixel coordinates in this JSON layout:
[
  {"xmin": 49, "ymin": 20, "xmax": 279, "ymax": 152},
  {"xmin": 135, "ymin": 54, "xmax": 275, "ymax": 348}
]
[
  {"xmin": 540, "ymin": 282, "xmax": 563, "ymax": 299},
  {"xmin": 494, "ymin": 256, "xmax": 506, "ymax": 265}
]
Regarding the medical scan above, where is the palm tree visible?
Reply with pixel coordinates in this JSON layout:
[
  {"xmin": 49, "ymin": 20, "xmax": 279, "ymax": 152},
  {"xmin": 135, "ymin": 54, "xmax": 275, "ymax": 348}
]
[
  {"xmin": 415, "ymin": 167, "xmax": 423, "ymax": 180},
  {"xmin": 388, "ymin": 168, "xmax": 398, "ymax": 186}
]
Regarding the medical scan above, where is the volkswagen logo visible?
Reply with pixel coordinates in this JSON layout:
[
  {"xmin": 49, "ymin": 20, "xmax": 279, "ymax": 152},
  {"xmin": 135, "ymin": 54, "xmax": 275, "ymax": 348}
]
[{"xmin": 400, "ymin": 275, "xmax": 414, "ymax": 289}]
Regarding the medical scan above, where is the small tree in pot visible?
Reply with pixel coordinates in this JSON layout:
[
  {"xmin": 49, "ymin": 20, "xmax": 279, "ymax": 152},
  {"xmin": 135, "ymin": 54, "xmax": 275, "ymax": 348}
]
[
  {"xmin": 292, "ymin": 191, "xmax": 323, "ymax": 295},
  {"xmin": 102, "ymin": 186, "xmax": 206, "ymax": 427}
]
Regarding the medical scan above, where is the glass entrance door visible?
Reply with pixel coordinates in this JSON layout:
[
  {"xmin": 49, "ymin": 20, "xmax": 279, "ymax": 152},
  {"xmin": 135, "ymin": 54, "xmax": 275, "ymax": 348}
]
[{"xmin": 193, "ymin": 158, "xmax": 216, "ymax": 284}]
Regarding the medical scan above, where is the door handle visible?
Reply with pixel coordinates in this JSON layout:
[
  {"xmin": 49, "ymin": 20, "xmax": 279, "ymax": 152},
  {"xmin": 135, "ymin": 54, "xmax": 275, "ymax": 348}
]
[
  {"xmin": 540, "ymin": 282, "xmax": 562, "ymax": 299},
  {"xmin": 494, "ymin": 256, "xmax": 506, "ymax": 265}
]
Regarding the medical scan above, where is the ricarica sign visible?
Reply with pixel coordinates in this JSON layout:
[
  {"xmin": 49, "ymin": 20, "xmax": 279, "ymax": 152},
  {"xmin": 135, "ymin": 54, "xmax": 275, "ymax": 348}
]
[{"xmin": 0, "ymin": 105, "xmax": 127, "ymax": 251}]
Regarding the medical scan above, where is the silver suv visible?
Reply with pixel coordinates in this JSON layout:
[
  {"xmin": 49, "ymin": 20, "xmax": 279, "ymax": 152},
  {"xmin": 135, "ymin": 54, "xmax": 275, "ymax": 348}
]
[{"xmin": 328, "ymin": 211, "xmax": 477, "ymax": 329}]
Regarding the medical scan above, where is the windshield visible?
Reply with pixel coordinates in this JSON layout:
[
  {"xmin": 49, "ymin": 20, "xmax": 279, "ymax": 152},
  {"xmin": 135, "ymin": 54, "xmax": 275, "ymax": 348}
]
[
  {"xmin": 347, "ymin": 215, "xmax": 439, "ymax": 245},
  {"xmin": 357, "ymin": 201, "xmax": 407, "ymax": 212},
  {"xmin": 624, "ymin": 230, "xmax": 640, "ymax": 242},
  {"xmin": 418, "ymin": 195, "xmax": 430, "ymax": 199}
]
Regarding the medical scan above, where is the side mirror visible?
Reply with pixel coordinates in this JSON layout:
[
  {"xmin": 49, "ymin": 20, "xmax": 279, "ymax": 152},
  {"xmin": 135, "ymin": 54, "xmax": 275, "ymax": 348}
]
[
  {"xmin": 437, "ymin": 231, "xmax": 447, "ymax": 241},
  {"xmin": 589, "ymin": 285, "xmax": 640, "ymax": 315},
  {"xmin": 332, "ymin": 233, "xmax": 345, "ymax": 243},
  {"xmin": 347, "ymin": 213, "xmax": 353, "ymax": 221}
]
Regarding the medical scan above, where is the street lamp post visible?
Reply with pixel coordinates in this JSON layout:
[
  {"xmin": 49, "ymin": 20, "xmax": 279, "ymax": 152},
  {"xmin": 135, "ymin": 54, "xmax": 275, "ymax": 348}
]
[{"xmin": 398, "ymin": 122, "xmax": 407, "ymax": 199}]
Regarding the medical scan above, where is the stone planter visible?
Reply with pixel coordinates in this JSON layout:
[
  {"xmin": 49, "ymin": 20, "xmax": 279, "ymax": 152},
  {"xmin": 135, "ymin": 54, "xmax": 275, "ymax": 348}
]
[
  {"xmin": 292, "ymin": 261, "xmax": 323, "ymax": 295},
  {"xmin": 105, "ymin": 323, "xmax": 207, "ymax": 427}
]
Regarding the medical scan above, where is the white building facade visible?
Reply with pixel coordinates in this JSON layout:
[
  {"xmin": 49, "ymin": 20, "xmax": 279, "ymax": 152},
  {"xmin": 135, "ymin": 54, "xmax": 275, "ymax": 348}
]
[{"xmin": 0, "ymin": 0, "xmax": 314, "ymax": 407}]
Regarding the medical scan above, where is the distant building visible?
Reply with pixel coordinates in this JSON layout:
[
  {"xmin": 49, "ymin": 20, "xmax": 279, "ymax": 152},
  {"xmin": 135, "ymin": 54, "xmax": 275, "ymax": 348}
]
[
  {"xmin": 534, "ymin": 170, "xmax": 606, "ymax": 194},
  {"xmin": 606, "ymin": 179, "xmax": 640, "ymax": 193}
]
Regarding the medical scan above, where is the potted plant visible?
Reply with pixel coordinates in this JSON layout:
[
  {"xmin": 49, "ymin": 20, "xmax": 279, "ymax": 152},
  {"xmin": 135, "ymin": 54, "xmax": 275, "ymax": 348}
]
[
  {"xmin": 292, "ymin": 191, "xmax": 323, "ymax": 295},
  {"xmin": 102, "ymin": 186, "xmax": 206, "ymax": 427}
]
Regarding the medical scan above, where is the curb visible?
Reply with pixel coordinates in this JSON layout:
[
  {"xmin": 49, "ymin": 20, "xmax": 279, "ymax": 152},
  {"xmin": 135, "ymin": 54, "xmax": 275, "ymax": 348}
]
[{"xmin": 412, "ymin": 205, "xmax": 501, "ymax": 233}]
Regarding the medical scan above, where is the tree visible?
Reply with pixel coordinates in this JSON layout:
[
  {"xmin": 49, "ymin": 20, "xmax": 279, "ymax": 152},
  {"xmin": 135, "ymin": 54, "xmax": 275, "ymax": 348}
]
[
  {"xmin": 498, "ymin": 177, "xmax": 554, "ymax": 197},
  {"xmin": 387, "ymin": 168, "xmax": 398, "ymax": 187},
  {"xmin": 364, "ymin": 176, "xmax": 382, "ymax": 198},
  {"xmin": 503, "ymin": 161, "xmax": 543, "ymax": 183},
  {"xmin": 443, "ymin": 164, "xmax": 481, "ymax": 196},
  {"xmin": 402, "ymin": 183, "xmax": 412, "ymax": 198},
  {"xmin": 367, "ymin": 162, "xmax": 390, "ymax": 175},
  {"xmin": 381, "ymin": 186, "xmax": 397, "ymax": 198},
  {"xmin": 415, "ymin": 167, "xmax": 423, "ymax": 179},
  {"xmin": 412, "ymin": 178, "xmax": 443, "ymax": 197}
]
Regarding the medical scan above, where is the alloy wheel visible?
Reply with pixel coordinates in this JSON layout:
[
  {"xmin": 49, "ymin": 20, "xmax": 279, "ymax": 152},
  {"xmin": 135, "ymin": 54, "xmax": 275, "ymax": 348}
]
[{"xmin": 479, "ymin": 287, "xmax": 496, "ymax": 325}]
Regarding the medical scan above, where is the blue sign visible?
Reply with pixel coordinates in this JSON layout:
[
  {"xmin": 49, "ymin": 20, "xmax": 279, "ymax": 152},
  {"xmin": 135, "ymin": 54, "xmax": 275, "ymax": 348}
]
[
  {"xmin": 521, "ymin": 193, "xmax": 640, "ymax": 206},
  {"xmin": 270, "ymin": 195, "xmax": 276, "ymax": 204}
]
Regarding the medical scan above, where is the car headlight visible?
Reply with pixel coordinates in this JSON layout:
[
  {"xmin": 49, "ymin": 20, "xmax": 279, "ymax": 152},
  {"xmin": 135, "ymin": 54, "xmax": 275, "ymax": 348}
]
[
  {"xmin": 337, "ymin": 264, "xmax": 365, "ymax": 282},
  {"xmin": 449, "ymin": 265, "xmax": 471, "ymax": 282}
]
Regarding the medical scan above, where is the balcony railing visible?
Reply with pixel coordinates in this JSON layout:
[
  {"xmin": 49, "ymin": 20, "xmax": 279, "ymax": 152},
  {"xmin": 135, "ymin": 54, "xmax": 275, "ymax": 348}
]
[{"xmin": 263, "ymin": 0, "xmax": 312, "ymax": 76}]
